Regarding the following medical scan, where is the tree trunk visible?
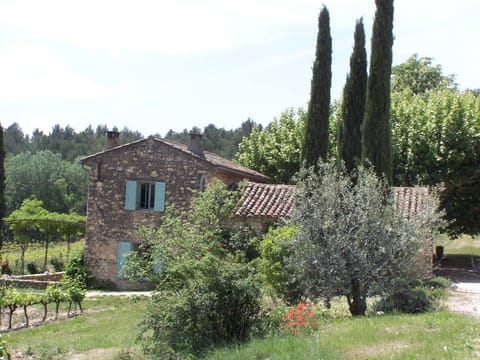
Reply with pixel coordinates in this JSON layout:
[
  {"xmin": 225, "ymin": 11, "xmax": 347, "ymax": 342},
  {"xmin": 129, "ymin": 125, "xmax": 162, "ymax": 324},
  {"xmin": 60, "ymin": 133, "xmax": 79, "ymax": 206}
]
[
  {"xmin": 23, "ymin": 305, "xmax": 29, "ymax": 327},
  {"xmin": 348, "ymin": 279, "xmax": 367, "ymax": 316},
  {"xmin": 43, "ymin": 237, "xmax": 50, "ymax": 271},
  {"xmin": 20, "ymin": 245, "xmax": 26, "ymax": 275}
]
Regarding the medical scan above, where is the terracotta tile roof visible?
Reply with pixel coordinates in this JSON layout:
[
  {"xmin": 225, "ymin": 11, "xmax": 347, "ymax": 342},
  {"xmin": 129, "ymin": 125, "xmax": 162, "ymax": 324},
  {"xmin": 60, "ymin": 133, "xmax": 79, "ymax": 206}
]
[
  {"xmin": 80, "ymin": 136, "xmax": 269, "ymax": 182},
  {"xmin": 392, "ymin": 186, "xmax": 429, "ymax": 219},
  {"xmin": 236, "ymin": 183, "xmax": 429, "ymax": 219},
  {"xmin": 235, "ymin": 182, "xmax": 296, "ymax": 218},
  {"xmin": 158, "ymin": 138, "xmax": 269, "ymax": 182}
]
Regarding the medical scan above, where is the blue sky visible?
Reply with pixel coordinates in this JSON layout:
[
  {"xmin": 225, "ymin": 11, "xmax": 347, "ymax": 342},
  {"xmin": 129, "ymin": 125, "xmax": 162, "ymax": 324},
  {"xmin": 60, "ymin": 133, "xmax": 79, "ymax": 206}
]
[{"xmin": 1, "ymin": 0, "xmax": 479, "ymax": 137}]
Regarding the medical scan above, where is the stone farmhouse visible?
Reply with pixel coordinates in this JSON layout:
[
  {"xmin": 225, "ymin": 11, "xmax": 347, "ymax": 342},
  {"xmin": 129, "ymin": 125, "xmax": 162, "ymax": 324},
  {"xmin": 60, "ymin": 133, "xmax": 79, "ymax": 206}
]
[
  {"xmin": 80, "ymin": 131, "xmax": 269, "ymax": 289},
  {"xmin": 81, "ymin": 132, "xmax": 431, "ymax": 289}
]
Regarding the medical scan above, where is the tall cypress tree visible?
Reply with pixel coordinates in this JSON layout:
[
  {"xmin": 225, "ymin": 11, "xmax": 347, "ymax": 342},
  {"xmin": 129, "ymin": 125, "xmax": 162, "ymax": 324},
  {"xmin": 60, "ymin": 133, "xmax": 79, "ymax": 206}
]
[
  {"xmin": 0, "ymin": 123, "xmax": 6, "ymax": 258},
  {"xmin": 362, "ymin": 0, "xmax": 394, "ymax": 183},
  {"xmin": 302, "ymin": 6, "xmax": 332, "ymax": 168},
  {"xmin": 338, "ymin": 18, "xmax": 367, "ymax": 174}
]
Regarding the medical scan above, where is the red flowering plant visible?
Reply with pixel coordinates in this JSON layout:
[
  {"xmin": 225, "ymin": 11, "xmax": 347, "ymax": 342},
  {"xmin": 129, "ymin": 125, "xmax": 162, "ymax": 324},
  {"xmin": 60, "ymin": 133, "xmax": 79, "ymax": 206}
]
[{"xmin": 279, "ymin": 302, "xmax": 320, "ymax": 334}]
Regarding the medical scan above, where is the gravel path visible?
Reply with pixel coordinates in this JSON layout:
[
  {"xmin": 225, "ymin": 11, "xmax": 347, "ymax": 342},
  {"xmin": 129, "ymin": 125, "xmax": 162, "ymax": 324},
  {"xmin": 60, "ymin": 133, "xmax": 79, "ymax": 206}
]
[
  {"xmin": 86, "ymin": 290, "xmax": 153, "ymax": 298},
  {"xmin": 444, "ymin": 282, "xmax": 480, "ymax": 317}
]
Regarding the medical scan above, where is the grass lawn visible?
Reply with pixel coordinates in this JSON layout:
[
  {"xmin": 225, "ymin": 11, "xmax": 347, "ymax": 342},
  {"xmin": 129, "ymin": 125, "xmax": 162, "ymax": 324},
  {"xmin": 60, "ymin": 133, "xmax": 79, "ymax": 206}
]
[
  {"xmin": 208, "ymin": 311, "xmax": 480, "ymax": 359},
  {"xmin": 3, "ymin": 296, "xmax": 148, "ymax": 359},
  {"xmin": 2, "ymin": 292, "xmax": 479, "ymax": 359},
  {"xmin": 434, "ymin": 233, "xmax": 480, "ymax": 255}
]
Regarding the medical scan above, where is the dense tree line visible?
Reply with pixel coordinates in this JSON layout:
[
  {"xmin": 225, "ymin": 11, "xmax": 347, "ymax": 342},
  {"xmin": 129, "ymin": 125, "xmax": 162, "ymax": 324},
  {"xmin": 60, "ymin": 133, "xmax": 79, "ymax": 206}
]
[{"xmin": 4, "ymin": 123, "xmax": 143, "ymax": 161}]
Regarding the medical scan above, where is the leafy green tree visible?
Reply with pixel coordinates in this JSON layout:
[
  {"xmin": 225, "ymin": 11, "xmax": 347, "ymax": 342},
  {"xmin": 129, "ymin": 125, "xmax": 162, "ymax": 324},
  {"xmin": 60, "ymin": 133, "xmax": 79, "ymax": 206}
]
[
  {"xmin": 392, "ymin": 54, "xmax": 458, "ymax": 95},
  {"xmin": 123, "ymin": 181, "xmax": 261, "ymax": 357},
  {"xmin": 4, "ymin": 123, "xmax": 29, "ymax": 155},
  {"xmin": 4, "ymin": 199, "xmax": 45, "ymax": 274},
  {"xmin": 391, "ymin": 89, "xmax": 480, "ymax": 235},
  {"xmin": 5, "ymin": 151, "xmax": 87, "ymax": 214},
  {"xmin": 235, "ymin": 109, "xmax": 305, "ymax": 183},
  {"xmin": 302, "ymin": 6, "xmax": 332, "ymax": 167},
  {"xmin": 338, "ymin": 18, "xmax": 367, "ymax": 174},
  {"xmin": 362, "ymin": 0, "xmax": 394, "ymax": 183},
  {"xmin": 288, "ymin": 161, "xmax": 443, "ymax": 316}
]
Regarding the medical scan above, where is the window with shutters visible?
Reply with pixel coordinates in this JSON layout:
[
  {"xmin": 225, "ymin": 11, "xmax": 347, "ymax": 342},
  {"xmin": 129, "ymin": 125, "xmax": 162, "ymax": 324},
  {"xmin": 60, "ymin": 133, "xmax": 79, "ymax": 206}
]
[{"xmin": 125, "ymin": 180, "xmax": 166, "ymax": 211}]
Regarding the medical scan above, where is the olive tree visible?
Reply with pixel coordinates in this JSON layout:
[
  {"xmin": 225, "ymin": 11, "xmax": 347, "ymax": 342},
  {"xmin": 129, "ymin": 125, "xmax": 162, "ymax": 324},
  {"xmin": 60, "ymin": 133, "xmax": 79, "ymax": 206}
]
[{"xmin": 288, "ymin": 161, "xmax": 443, "ymax": 316}]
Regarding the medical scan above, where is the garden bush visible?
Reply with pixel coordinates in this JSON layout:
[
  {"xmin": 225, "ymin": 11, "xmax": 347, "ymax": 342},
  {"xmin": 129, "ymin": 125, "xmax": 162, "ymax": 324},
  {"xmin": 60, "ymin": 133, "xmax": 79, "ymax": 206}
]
[
  {"xmin": 126, "ymin": 181, "xmax": 263, "ymax": 358},
  {"xmin": 49, "ymin": 256, "xmax": 65, "ymax": 272},
  {"xmin": 64, "ymin": 246, "xmax": 91, "ymax": 288},
  {"xmin": 375, "ymin": 289, "xmax": 432, "ymax": 314},
  {"xmin": 139, "ymin": 254, "xmax": 260, "ymax": 358},
  {"xmin": 422, "ymin": 276, "xmax": 451, "ymax": 289},
  {"xmin": 26, "ymin": 261, "xmax": 39, "ymax": 274},
  {"xmin": 0, "ymin": 259, "xmax": 12, "ymax": 275},
  {"xmin": 256, "ymin": 225, "xmax": 302, "ymax": 304}
]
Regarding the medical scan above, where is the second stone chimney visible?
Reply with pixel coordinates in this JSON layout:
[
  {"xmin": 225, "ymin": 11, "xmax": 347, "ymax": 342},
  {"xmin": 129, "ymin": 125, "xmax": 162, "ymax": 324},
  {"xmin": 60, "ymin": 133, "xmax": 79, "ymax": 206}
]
[
  {"xmin": 104, "ymin": 130, "xmax": 120, "ymax": 150},
  {"xmin": 188, "ymin": 131, "xmax": 204, "ymax": 156}
]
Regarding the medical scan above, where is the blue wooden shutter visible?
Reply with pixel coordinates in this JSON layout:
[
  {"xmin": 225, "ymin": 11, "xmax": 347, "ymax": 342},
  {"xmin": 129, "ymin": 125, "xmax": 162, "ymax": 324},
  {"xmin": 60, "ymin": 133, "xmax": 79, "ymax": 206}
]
[
  {"xmin": 154, "ymin": 182, "xmax": 166, "ymax": 212},
  {"xmin": 153, "ymin": 249, "xmax": 164, "ymax": 273},
  {"xmin": 125, "ymin": 180, "xmax": 137, "ymax": 210},
  {"xmin": 117, "ymin": 241, "xmax": 131, "ymax": 278}
]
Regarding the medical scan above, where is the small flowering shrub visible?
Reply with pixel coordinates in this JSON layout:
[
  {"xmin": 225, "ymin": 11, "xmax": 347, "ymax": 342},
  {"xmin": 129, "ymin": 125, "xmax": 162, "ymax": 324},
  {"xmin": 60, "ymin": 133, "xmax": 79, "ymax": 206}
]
[{"xmin": 280, "ymin": 302, "xmax": 320, "ymax": 334}]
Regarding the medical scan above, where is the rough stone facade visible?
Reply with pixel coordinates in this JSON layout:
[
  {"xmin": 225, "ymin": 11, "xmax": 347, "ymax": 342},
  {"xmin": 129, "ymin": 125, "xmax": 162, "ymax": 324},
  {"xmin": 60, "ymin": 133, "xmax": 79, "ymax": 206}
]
[{"xmin": 81, "ymin": 135, "xmax": 268, "ymax": 289}]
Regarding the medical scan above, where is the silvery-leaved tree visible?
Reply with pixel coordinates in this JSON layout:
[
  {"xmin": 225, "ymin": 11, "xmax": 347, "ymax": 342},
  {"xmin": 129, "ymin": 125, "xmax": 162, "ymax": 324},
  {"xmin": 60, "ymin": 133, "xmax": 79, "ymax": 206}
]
[{"xmin": 288, "ymin": 161, "xmax": 443, "ymax": 316}]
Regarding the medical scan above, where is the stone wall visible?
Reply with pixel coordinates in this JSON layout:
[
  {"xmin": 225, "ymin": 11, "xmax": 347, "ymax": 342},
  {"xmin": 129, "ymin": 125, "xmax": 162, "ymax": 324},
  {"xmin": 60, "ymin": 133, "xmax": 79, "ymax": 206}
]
[
  {"xmin": 82, "ymin": 138, "xmax": 243, "ymax": 289},
  {"xmin": 0, "ymin": 272, "xmax": 64, "ymax": 289}
]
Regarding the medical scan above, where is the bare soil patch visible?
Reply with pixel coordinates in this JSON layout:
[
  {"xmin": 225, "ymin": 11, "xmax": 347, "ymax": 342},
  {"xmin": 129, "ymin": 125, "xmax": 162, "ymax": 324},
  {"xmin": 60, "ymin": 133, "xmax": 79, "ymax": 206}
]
[{"xmin": 347, "ymin": 341, "xmax": 408, "ymax": 359}]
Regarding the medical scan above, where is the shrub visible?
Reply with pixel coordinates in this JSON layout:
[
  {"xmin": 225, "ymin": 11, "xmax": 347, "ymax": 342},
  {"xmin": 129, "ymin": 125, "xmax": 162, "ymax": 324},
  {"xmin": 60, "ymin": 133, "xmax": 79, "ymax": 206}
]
[
  {"xmin": 257, "ymin": 225, "xmax": 302, "ymax": 304},
  {"xmin": 221, "ymin": 224, "xmax": 259, "ymax": 261},
  {"xmin": 128, "ymin": 181, "xmax": 262, "ymax": 358},
  {"xmin": 64, "ymin": 246, "xmax": 91, "ymax": 288},
  {"xmin": 26, "ymin": 261, "xmax": 39, "ymax": 274},
  {"xmin": 252, "ymin": 305, "xmax": 289, "ymax": 337},
  {"xmin": 0, "ymin": 259, "xmax": 12, "ymax": 275},
  {"xmin": 114, "ymin": 348, "xmax": 141, "ymax": 360},
  {"xmin": 49, "ymin": 256, "xmax": 65, "ymax": 272},
  {"xmin": 139, "ymin": 254, "xmax": 260, "ymax": 357},
  {"xmin": 375, "ymin": 289, "xmax": 432, "ymax": 314},
  {"xmin": 422, "ymin": 276, "xmax": 451, "ymax": 290}
]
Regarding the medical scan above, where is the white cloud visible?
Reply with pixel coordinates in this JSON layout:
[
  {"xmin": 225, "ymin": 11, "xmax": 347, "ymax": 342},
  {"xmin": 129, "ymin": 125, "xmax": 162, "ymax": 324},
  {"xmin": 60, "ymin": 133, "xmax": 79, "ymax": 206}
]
[
  {"xmin": 0, "ymin": 0, "xmax": 344, "ymax": 55},
  {"xmin": 0, "ymin": 43, "xmax": 124, "ymax": 100}
]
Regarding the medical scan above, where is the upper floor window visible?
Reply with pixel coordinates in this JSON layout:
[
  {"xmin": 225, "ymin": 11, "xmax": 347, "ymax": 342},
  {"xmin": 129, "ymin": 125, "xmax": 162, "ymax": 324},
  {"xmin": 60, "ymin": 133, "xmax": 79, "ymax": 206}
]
[
  {"xmin": 125, "ymin": 180, "xmax": 166, "ymax": 211},
  {"xmin": 139, "ymin": 182, "xmax": 155, "ymax": 209}
]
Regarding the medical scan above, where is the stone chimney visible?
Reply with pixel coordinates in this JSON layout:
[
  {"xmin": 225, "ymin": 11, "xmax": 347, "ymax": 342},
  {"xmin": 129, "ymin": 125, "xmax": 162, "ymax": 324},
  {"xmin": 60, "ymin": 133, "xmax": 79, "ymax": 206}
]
[
  {"xmin": 104, "ymin": 130, "xmax": 120, "ymax": 150},
  {"xmin": 188, "ymin": 131, "xmax": 204, "ymax": 156}
]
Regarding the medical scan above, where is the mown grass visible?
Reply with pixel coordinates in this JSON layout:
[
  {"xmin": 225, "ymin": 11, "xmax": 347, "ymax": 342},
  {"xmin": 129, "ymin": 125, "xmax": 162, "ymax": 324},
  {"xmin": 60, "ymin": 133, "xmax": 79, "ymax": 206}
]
[
  {"xmin": 4, "ymin": 296, "xmax": 148, "ymax": 359},
  {"xmin": 2, "ymin": 290, "xmax": 478, "ymax": 359},
  {"xmin": 208, "ymin": 311, "xmax": 480, "ymax": 359},
  {"xmin": 434, "ymin": 233, "xmax": 480, "ymax": 255}
]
